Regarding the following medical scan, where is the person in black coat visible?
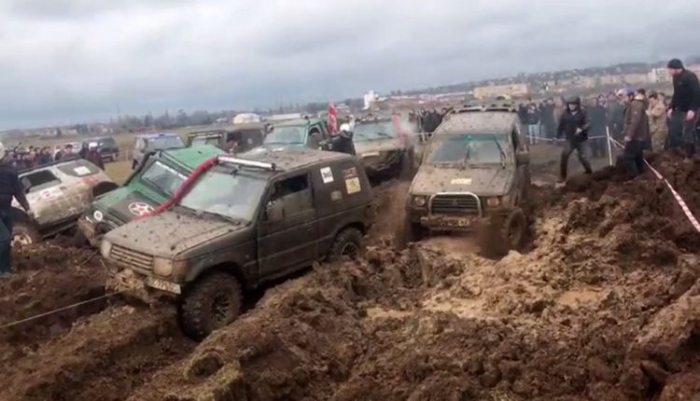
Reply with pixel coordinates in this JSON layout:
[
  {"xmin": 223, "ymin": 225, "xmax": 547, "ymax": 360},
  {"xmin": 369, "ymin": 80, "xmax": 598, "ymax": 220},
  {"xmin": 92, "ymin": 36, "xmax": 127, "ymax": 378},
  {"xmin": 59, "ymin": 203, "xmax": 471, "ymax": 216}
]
[
  {"xmin": 667, "ymin": 58, "xmax": 700, "ymax": 157},
  {"xmin": 556, "ymin": 96, "xmax": 593, "ymax": 182},
  {"xmin": 0, "ymin": 142, "xmax": 32, "ymax": 276}
]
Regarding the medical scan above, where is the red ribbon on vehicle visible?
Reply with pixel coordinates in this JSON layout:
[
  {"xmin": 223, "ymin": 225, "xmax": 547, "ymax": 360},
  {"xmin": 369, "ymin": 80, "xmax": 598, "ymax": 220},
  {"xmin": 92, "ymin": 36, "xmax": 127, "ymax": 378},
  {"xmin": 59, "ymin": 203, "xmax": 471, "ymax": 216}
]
[{"xmin": 135, "ymin": 155, "xmax": 220, "ymax": 221}]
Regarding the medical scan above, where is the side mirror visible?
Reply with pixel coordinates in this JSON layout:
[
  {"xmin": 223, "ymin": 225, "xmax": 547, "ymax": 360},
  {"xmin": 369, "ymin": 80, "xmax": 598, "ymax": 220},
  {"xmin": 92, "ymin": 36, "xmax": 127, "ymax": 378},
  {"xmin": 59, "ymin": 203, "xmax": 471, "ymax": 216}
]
[
  {"xmin": 265, "ymin": 200, "xmax": 284, "ymax": 222},
  {"xmin": 516, "ymin": 152, "xmax": 530, "ymax": 165}
]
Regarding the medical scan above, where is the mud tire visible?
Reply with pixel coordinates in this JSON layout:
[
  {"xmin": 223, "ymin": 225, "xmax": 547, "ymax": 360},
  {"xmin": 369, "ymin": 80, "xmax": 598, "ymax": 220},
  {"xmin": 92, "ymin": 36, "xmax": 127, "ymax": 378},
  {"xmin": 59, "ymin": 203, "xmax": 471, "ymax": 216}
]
[
  {"xmin": 12, "ymin": 222, "xmax": 42, "ymax": 247},
  {"xmin": 328, "ymin": 228, "xmax": 363, "ymax": 262},
  {"xmin": 180, "ymin": 272, "xmax": 242, "ymax": 341},
  {"xmin": 501, "ymin": 208, "xmax": 527, "ymax": 250}
]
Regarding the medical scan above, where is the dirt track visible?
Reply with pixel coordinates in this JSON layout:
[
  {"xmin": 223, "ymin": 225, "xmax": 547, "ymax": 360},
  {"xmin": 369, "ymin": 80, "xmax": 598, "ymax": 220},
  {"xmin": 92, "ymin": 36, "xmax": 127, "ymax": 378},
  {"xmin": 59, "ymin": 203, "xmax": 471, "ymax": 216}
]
[{"xmin": 1, "ymin": 152, "xmax": 699, "ymax": 401}]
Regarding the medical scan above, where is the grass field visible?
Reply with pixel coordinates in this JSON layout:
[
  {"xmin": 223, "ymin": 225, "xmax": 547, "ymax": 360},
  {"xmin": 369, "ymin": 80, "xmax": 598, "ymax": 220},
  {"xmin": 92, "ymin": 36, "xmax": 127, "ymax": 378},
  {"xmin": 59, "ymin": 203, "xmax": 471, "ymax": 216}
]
[{"xmin": 105, "ymin": 160, "xmax": 134, "ymax": 184}]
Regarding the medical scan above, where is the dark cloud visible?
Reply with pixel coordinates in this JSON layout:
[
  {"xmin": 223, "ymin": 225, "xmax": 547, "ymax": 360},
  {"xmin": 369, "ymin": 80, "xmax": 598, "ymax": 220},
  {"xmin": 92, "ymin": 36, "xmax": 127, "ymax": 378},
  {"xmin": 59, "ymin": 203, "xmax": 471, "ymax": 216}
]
[{"xmin": 0, "ymin": 0, "xmax": 698, "ymax": 129}]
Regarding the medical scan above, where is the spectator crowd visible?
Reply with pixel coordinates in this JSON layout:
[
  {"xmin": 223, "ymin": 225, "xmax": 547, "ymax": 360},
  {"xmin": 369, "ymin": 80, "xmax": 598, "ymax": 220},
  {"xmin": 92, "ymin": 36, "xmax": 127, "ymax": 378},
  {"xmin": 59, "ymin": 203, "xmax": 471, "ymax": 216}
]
[{"xmin": 4, "ymin": 142, "xmax": 106, "ymax": 170}]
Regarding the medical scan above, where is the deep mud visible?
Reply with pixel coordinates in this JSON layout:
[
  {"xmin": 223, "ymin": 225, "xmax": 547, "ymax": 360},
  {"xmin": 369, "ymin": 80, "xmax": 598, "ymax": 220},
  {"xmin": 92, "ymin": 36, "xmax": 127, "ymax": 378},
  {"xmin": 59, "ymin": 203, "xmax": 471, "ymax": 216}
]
[{"xmin": 1, "ymin": 153, "xmax": 699, "ymax": 401}]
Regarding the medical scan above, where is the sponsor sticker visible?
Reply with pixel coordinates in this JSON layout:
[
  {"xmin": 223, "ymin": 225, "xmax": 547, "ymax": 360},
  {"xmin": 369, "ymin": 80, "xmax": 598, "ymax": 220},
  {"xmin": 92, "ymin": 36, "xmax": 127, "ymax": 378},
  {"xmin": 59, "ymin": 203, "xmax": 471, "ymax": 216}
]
[
  {"xmin": 345, "ymin": 177, "xmax": 361, "ymax": 194},
  {"xmin": 128, "ymin": 202, "xmax": 154, "ymax": 217},
  {"xmin": 451, "ymin": 178, "xmax": 472, "ymax": 185},
  {"xmin": 320, "ymin": 166, "xmax": 334, "ymax": 184}
]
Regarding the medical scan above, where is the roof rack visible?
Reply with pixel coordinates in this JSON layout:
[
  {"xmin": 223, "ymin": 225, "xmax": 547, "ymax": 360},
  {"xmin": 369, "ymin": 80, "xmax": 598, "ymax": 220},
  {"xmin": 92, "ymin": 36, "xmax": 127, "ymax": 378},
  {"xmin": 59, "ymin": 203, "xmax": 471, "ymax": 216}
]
[{"xmin": 218, "ymin": 156, "xmax": 276, "ymax": 171}]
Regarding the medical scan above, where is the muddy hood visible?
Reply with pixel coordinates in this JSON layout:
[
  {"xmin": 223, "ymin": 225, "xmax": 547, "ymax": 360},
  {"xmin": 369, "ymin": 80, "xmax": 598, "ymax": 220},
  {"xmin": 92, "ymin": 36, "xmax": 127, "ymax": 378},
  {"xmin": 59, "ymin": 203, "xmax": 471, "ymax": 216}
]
[
  {"xmin": 411, "ymin": 165, "xmax": 514, "ymax": 196},
  {"xmin": 98, "ymin": 189, "xmax": 160, "ymax": 224},
  {"xmin": 104, "ymin": 211, "xmax": 241, "ymax": 258}
]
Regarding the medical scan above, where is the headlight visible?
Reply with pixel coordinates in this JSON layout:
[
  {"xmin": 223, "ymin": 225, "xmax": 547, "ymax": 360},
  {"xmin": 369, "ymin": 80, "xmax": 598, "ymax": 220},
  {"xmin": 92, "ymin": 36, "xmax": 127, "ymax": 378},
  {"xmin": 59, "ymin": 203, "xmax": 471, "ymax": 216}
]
[
  {"xmin": 486, "ymin": 197, "xmax": 501, "ymax": 207},
  {"xmin": 93, "ymin": 210, "xmax": 104, "ymax": 222},
  {"xmin": 413, "ymin": 196, "xmax": 427, "ymax": 207},
  {"xmin": 100, "ymin": 240, "xmax": 112, "ymax": 258},
  {"xmin": 153, "ymin": 258, "xmax": 174, "ymax": 277}
]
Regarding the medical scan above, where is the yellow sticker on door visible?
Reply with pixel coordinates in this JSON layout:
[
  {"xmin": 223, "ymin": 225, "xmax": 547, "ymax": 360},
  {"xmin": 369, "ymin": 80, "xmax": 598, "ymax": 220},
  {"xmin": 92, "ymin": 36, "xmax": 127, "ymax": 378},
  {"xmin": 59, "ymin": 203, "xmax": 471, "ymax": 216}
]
[{"xmin": 345, "ymin": 177, "xmax": 361, "ymax": 194}]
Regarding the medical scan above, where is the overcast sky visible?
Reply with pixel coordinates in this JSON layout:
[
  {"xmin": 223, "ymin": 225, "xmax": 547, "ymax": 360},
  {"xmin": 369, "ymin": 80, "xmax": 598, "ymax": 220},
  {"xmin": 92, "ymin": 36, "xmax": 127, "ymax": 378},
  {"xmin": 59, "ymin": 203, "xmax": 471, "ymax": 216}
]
[{"xmin": 0, "ymin": 0, "xmax": 697, "ymax": 129}]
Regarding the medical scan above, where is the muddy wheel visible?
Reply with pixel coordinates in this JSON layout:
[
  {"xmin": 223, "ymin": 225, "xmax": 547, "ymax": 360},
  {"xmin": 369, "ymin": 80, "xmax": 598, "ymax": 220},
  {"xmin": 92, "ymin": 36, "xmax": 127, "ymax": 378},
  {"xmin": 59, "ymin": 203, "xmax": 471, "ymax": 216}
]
[
  {"xmin": 180, "ymin": 272, "xmax": 242, "ymax": 341},
  {"xmin": 328, "ymin": 228, "xmax": 363, "ymax": 262},
  {"xmin": 12, "ymin": 223, "xmax": 41, "ymax": 247},
  {"xmin": 501, "ymin": 208, "xmax": 527, "ymax": 250}
]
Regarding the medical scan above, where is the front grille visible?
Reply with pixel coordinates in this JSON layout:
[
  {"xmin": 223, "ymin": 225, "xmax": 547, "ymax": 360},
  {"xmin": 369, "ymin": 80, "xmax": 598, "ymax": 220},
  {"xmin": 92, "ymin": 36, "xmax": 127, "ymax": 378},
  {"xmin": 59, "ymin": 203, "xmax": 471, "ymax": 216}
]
[
  {"xmin": 430, "ymin": 194, "xmax": 481, "ymax": 215},
  {"xmin": 110, "ymin": 245, "xmax": 153, "ymax": 271}
]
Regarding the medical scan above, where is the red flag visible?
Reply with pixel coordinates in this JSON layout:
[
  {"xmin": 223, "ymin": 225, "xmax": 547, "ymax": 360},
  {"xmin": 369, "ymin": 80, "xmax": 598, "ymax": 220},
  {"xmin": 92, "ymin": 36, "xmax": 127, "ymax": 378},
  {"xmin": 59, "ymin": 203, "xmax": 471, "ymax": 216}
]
[{"xmin": 328, "ymin": 103, "xmax": 338, "ymax": 136}]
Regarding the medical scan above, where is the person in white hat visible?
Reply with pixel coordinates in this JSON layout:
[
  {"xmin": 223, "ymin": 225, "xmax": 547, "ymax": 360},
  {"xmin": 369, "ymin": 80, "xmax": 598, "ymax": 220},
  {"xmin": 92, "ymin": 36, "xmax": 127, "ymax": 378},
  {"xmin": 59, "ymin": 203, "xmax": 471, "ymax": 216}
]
[{"xmin": 0, "ymin": 142, "xmax": 32, "ymax": 277}]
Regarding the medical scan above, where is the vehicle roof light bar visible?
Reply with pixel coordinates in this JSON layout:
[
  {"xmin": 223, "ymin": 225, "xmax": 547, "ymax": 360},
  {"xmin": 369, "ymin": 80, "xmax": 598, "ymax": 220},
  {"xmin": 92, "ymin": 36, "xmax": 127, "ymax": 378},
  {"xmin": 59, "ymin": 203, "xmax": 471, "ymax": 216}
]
[{"xmin": 218, "ymin": 156, "xmax": 276, "ymax": 171}]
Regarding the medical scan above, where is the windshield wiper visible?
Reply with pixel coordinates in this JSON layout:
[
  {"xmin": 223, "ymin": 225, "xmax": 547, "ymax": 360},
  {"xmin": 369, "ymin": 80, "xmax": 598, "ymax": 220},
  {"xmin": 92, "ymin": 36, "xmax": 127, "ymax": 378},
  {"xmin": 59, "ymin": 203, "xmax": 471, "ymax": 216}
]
[
  {"xmin": 491, "ymin": 138, "xmax": 507, "ymax": 169},
  {"xmin": 462, "ymin": 145, "xmax": 471, "ymax": 170}
]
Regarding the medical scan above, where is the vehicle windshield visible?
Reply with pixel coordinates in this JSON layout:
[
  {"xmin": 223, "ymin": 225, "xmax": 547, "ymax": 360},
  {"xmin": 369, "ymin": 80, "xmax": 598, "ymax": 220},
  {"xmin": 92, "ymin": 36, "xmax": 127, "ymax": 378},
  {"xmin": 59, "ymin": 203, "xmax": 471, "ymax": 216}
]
[
  {"xmin": 426, "ymin": 133, "xmax": 511, "ymax": 165},
  {"xmin": 264, "ymin": 125, "xmax": 306, "ymax": 145},
  {"xmin": 141, "ymin": 160, "xmax": 187, "ymax": 195},
  {"xmin": 179, "ymin": 169, "xmax": 267, "ymax": 222},
  {"xmin": 353, "ymin": 121, "xmax": 395, "ymax": 141},
  {"xmin": 146, "ymin": 136, "xmax": 185, "ymax": 150}
]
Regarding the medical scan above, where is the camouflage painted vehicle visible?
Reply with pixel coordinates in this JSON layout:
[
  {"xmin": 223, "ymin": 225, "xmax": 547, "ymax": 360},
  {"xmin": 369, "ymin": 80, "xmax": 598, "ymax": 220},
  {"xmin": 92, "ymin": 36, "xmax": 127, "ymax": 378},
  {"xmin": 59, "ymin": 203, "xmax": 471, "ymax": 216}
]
[
  {"xmin": 402, "ymin": 105, "xmax": 532, "ymax": 253},
  {"xmin": 12, "ymin": 157, "xmax": 117, "ymax": 245},
  {"xmin": 78, "ymin": 145, "xmax": 224, "ymax": 246},
  {"xmin": 353, "ymin": 116, "xmax": 417, "ymax": 179},
  {"xmin": 102, "ymin": 149, "xmax": 373, "ymax": 340}
]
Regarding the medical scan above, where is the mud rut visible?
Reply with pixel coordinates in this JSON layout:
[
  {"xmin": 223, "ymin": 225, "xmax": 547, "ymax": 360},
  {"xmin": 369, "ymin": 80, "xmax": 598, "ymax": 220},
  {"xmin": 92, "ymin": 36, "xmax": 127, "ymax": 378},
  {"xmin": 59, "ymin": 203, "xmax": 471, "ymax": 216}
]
[{"xmin": 1, "ymin": 155, "xmax": 699, "ymax": 401}]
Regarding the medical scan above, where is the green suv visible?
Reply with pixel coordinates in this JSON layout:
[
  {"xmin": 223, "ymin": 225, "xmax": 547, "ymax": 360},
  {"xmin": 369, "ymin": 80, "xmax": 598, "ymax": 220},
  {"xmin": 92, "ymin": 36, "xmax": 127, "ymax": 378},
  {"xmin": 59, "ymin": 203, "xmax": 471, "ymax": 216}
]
[{"xmin": 78, "ymin": 145, "xmax": 224, "ymax": 246}]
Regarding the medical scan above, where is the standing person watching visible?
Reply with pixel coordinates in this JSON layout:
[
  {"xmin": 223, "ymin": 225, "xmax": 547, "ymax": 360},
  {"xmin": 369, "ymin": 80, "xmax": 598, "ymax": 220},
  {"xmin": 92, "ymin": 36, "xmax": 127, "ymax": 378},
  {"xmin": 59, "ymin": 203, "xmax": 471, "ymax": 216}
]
[
  {"xmin": 0, "ymin": 142, "xmax": 32, "ymax": 277},
  {"xmin": 622, "ymin": 89, "xmax": 649, "ymax": 178},
  {"xmin": 666, "ymin": 58, "xmax": 700, "ymax": 157},
  {"xmin": 557, "ymin": 96, "xmax": 593, "ymax": 183}
]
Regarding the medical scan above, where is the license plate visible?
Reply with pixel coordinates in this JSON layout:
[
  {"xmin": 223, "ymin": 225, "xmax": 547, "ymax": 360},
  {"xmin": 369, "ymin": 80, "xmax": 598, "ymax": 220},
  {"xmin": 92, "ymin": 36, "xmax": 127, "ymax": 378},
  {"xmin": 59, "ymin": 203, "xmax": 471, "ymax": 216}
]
[
  {"xmin": 447, "ymin": 218, "xmax": 470, "ymax": 227},
  {"xmin": 362, "ymin": 151, "xmax": 380, "ymax": 158},
  {"xmin": 145, "ymin": 277, "xmax": 181, "ymax": 294}
]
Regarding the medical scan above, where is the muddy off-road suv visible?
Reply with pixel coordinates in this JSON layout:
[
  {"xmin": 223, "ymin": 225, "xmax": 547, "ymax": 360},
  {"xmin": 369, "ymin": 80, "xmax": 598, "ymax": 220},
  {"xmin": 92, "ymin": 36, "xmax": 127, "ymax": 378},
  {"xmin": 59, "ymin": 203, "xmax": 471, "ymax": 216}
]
[
  {"xmin": 12, "ymin": 158, "xmax": 117, "ymax": 245},
  {"xmin": 102, "ymin": 149, "xmax": 373, "ymax": 339},
  {"xmin": 403, "ymin": 105, "xmax": 532, "ymax": 253}
]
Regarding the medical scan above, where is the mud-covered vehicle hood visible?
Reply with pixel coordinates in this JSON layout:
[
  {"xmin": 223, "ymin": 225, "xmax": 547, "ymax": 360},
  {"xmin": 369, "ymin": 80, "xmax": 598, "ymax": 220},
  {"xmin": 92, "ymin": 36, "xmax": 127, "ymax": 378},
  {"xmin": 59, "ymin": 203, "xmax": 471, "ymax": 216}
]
[
  {"xmin": 410, "ymin": 165, "xmax": 515, "ymax": 196},
  {"xmin": 104, "ymin": 210, "xmax": 244, "ymax": 258},
  {"xmin": 355, "ymin": 138, "xmax": 405, "ymax": 171},
  {"xmin": 94, "ymin": 187, "xmax": 161, "ymax": 224}
]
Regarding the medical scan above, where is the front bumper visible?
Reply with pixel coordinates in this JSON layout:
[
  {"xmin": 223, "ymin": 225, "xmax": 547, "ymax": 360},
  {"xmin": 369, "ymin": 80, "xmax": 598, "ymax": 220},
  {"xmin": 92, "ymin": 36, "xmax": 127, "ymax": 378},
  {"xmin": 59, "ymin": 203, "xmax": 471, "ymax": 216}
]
[
  {"xmin": 107, "ymin": 267, "xmax": 181, "ymax": 304},
  {"xmin": 78, "ymin": 215, "xmax": 120, "ymax": 247}
]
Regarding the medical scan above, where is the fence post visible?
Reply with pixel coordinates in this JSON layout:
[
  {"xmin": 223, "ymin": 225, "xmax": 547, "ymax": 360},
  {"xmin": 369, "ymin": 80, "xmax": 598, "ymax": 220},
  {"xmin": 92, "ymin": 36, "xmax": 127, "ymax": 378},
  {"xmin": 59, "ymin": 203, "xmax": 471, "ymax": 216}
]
[{"xmin": 606, "ymin": 126, "xmax": 614, "ymax": 166}]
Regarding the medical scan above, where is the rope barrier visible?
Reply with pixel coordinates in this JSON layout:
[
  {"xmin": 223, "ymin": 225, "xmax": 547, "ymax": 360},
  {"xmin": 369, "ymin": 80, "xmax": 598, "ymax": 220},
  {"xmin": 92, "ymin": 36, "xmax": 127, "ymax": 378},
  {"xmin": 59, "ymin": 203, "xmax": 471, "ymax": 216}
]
[
  {"xmin": 0, "ymin": 290, "xmax": 127, "ymax": 330},
  {"xmin": 608, "ymin": 137, "xmax": 700, "ymax": 233}
]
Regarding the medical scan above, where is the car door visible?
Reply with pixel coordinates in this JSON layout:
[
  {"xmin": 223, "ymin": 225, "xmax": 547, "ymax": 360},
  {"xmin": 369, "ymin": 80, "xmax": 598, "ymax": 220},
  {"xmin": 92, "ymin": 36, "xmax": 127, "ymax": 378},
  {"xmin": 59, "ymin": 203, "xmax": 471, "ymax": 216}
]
[
  {"xmin": 18, "ymin": 169, "xmax": 69, "ymax": 225},
  {"xmin": 257, "ymin": 173, "xmax": 319, "ymax": 278}
]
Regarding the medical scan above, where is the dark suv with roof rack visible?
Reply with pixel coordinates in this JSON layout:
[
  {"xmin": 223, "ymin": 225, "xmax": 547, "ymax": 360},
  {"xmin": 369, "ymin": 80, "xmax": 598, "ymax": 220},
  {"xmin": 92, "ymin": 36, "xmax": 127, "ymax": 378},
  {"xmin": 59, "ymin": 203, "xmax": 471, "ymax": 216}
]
[
  {"xmin": 402, "ymin": 105, "xmax": 533, "ymax": 255},
  {"xmin": 102, "ymin": 148, "xmax": 373, "ymax": 339}
]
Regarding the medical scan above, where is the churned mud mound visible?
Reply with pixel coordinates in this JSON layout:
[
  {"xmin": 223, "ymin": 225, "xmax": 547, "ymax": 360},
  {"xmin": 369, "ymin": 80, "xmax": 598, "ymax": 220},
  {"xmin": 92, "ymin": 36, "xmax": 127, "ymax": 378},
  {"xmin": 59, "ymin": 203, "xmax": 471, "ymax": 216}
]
[
  {"xmin": 0, "ymin": 244, "xmax": 108, "ymax": 370},
  {"xmin": 129, "ymin": 154, "xmax": 700, "ymax": 401},
  {"xmin": 0, "ymin": 306, "xmax": 195, "ymax": 401}
]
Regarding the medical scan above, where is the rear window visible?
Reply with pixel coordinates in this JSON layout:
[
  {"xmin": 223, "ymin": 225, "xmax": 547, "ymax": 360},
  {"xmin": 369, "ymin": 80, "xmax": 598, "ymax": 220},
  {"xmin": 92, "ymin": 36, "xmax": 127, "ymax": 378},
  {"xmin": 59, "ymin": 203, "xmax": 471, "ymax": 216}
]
[
  {"xmin": 99, "ymin": 138, "xmax": 117, "ymax": 147},
  {"xmin": 57, "ymin": 159, "xmax": 101, "ymax": 177}
]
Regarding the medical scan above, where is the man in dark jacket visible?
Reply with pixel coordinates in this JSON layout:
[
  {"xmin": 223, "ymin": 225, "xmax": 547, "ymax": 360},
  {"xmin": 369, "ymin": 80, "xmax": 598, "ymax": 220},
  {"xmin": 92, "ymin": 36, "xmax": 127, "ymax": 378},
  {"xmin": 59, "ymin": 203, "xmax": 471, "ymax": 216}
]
[
  {"xmin": 0, "ymin": 142, "xmax": 32, "ymax": 276},
  {"xmin": 557, "ymin": 96, "xmax": 593, "ymax": 182},
  {"xmin": 588, "ymin": 97, "xmax": 608, "ymax": 158},
  {"xmin": 667, "ymin": 58, "xmax": 700, "ymax": 156},
  {"xmin": 325, "ymin": 123, "xmax": 356, "ymax": 156},
  {"xmin": 622, "ymin": 89, "xmax": 650, "ymax": 178},
  {"xmin": 85, "ymin": 143, "xmax": 105, "ymax": 170}
]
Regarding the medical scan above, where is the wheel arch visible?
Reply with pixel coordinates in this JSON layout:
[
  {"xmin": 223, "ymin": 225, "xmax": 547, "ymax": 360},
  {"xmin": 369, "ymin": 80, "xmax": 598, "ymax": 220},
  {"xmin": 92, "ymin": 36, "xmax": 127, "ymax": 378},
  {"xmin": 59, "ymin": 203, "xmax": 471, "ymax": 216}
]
[
  {"xmin": 185, "ymin": 261, "xmax": 250, "ymax": 291},
  {"xmin": 92, "ymin": 181, "xmax": 119, "ymax": 198}
]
